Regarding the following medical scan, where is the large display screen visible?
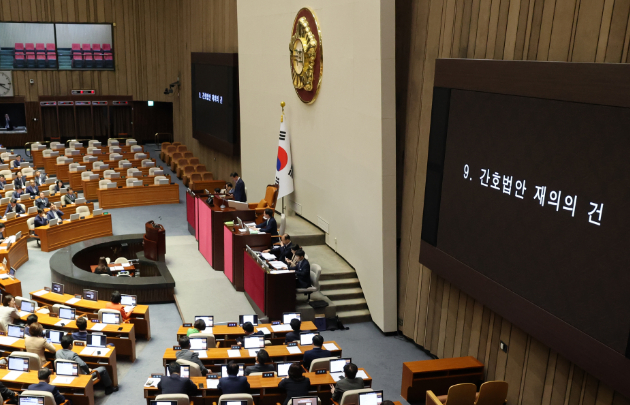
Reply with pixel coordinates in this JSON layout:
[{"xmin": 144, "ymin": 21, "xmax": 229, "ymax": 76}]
[
  {"xmin": 191, "ymin": 53, "xmax": 239, "ymax": 156},
  {"xmin": 425, "ymin": 88, "xmax": 630, "ymax": 355}
]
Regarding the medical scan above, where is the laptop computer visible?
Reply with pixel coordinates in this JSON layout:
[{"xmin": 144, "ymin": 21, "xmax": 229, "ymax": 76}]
[
  {"xmin": 83, "ymin": 289, "xmax": 98, "ymax": 301},
  {"xmin": 120, "ymin": 294, "xmax": 137, "ymax": 307},
  {"xmin": 87, "ymin": 333, "xmax": 107, "ymax": 348},
  {"xmin": 49, "ymin": 218, "xmax": 59, "ymax": 226},
  {"xmin": 59, "ymin": 307, "xmax": 76, "ymax": 320},
  {"xmin": 243, "ymin": 336, "xmax": 265, "ymax": 349},
  {"xmin": 9, "ymin": 267, "xmax": 15, "ymax": 276},
  {"xmin": 88, "ymin": 174, "xmax": 99, "ymax": 181},
  {"xmin": 221, "ymin": 364, "xmax": 244, "ymax": 377},
  {"xmin": 69, "ymin": 213, "xmax": 79, "ymax": 221},
  {"xmin": 143, "ymin": 162, "xmax": 155, "ymax": 168},
  {"xmin": 46, "ymin": 329, "xmax": 64, "ymax": 344},
  {"xmin": 19, "ymin": 162, "xmax": 29, "ymax": 168},
  {"xmin": 329, "ymin": 358, "xmax": 352, "ymax": 379},
  {"xmin": 120, "ymin": 162, "xmax": 132, "ymax": 169},
  {"xmin": 55, "ymin": 361, "xmax": 79, "ymax": 377},
  {"xmin": 152, "ymin": 170, "xmax": 164, "ymax": 176},
  {"xmin": 189, "ymin": 337, "xmax": 207, "ymax": 351},
  {"xmin": 108, "ymin": 172, "xmax": 121, "ymax": 179},
  {"xmin": 283, "ymin": 312, "xmax": 301, "ymax": 324},
  {"xmin": 18, "ymin": 395, "xmax": 44, "ymax": 405},
  {"xmin": 239, "ymin": 314, "xmax": 258, "ymax": 326},
  {"xmin": 42, "ymin": 190, "xmax": 50, "ymax": 197},
  {"xmin": 8, "ymin": 357, "xmax": 29, "ymax": 372},
  {"xmin": 358, "ymin": 391, "xmax": 384, "ymax": 405},
  {"xmin": 3, "ymin": 184, "xmax": 13, "ymax": 191},
  {"xmin": 106, "ymin": 183, "xmax": 116, "ymax": 189},
  {"xmin": 20, "ymin": 300, "xmax": 35, "ymax": 314},
  {"xmin": 299, "ymin": 331, "xmax": 319, "ymax": 346},
  {"xmin": 19, "ymin": 194, "xmax": 30, "ymax": 201},
  {"xmin": 165, "ymin": 365, "xmax": 190, "ymax": 378},
  {"xmin": 289, "ymin": 397, "xmax": 319, "ymax": 405},
  {"xmin": 7, "ymin": 324, "xmax": 24, "ymax": 339},
  {"xmin": 276, "ymin": 361, "xmax": 295, "ymax": 377},
  {"xmin": 45, "ymin": 178, "xmax": 56, "ymax": 184},
  {"xmin": 15, "ymin": 231, "xmax": 21, "ymax": 239},
  {"xmin": 0, "ymin": 198, "xmax": 9, "ymax": 205},
  {"xmin": 194, "ymin": 315, "xmax": 214, "ymax": 328},
  {"xmin": 220, "ymin": 401, "xmax": 249, "ymax": 405},
  {"xmin": 52, "ymin": 282, "xmax": 64, "ymax": 295},
  {"xmin": 102, "ymin": 312, "xmax": 121, "ymax": 324}
]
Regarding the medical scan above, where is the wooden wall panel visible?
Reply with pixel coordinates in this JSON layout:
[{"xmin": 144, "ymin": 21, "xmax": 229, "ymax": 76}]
[{"xmin": 396, "ymin": 0, "xmax": 630, "ymax": 403}]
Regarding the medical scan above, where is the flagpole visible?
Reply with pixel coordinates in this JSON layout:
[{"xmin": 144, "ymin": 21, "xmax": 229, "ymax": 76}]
[{"xmin": 280, "ymin": 101, "xmax": 285, "ymax": 214}]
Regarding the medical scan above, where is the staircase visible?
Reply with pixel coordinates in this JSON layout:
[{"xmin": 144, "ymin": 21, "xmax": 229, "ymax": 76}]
[{"xmin": 318, "ymin": 269, "xmax": 371, "ymax": 324}]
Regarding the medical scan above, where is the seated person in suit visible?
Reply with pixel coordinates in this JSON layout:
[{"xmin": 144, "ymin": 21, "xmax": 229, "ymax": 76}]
[
  {"xmin": 25, "ymin": 180, "xmax": 39, "ymax": 197},
  {"xmin": 236, "ymin": 321, "xmax": 264, "ymax": 346},
  {"xmin": 176, "ymin": 336, "xmax": 208, "ymax": 376},
  {"xmin": 218, "ymin": 361, "xmax": 250, "ymax": 394},
  {"xmin": 35, "ymin": 192, "xmax": 50, "ymax": 209},
  {"xmin": 0, "ymin": 174, "xmax": 6, "ymax": 190},
  {"xmin": 290, "ymin": 249, "xmax": 311, "ymax": 288},
  {"xmin": 53, "ymin": 180, "xmax": 63, "ymax": 193},
  {"xmin": 230, "ymin": 172, "xmax": 247, "ymax": 202},
  {"xmin": 285, "ymin": 244, "xmax": 302, "ymax": 267},
  {"xmin": 72, "ymin": 317, "xmax": 88, "ymax": 341},
  {"xmin": 0, "ymin": 223, "xmax": 5, "ymax": 240},
  {"xmin": 331, "ymin": 362, "xmax": 364, "ymax": 402},
  {"xmin": 278, "ymin": 363, "xmax": 310, "ymax": 405},
  {"xmin": 158, "ymin": 361, "xmax": 200, "ymax": 396},
  {"xmin": 285, "ymin": 318, "xmax": 301, "ymax": 343},
  {"xmin": 263, "ymin": 234, "xmax": 293, "ymax": 262},
  {"xmin": 303, "ymin": 334, "xmax": 332, "ymax": 371},
  {"xmin": 57, "ymin": 335, "xmax": 117, "ymax": 395},
  {"xmin": 24, "ymin": 314, "xmax": 38, "ymax": 337},
  {"xmin": 33, "ymin": 170, "xmax": 46, "ymax": 187},
  {"xmin": 47, "ymin": 203, "xmax": 64, "ymax": 221},
  {"xmin": 5, "ymin": 199, "xmax": 25, "ymax": 216},
  {"xmin": 34, "ymin": 209, "xmax": 49, "ymax": 228},
  {"xmin": 12, "ymin": 155, "xmax": 22, "ymax": 169},
  {"xmin": 0, "ymin": 381, "xmax": 17, "ymax": 404},
  {"xmin": 12, "ymin": 188, "xmax": 24, "ymax": 199},
  {"xmin": 244, "ymin": 349, "xmax": 275, "ymax": 375},
  {"xmin": 187, "ymin": 319, "xmax": 206, "ymax": 337},
  {"xmin": 252, "ymin": 209, "xmax": 278, "ymax": 243},
  {"xmin": 62, "ymin": 187, "xmax": 77, "ymax": 205},
  {"xmin": 27, "ymin": 368, "xmax": 66, "ymax": 405},
  {"xmin": 13, "ymin": 171, "xmax": 24, "ymax": 191},
  {"xmin": 225, "ymin": 182, "xmax": 233, "ymax": 194}
]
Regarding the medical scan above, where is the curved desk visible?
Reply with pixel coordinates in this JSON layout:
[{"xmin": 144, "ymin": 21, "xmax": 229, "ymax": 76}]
[
  {"xmin": 96, "ymin": 183, "xmax": 179, "ymax": 209},
  {"xmin": 34, "ymin": 213, "xmax": 113, "ymax": 252},
  {"xmin": 0, "ymin": 232, "xmax": 29, "ymax": 270}
]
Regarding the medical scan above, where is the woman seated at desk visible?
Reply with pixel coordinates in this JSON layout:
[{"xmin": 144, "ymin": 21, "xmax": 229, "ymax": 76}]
[{"xmin": 94, "ymin": 257, "xmax": 112, "ymax": 276}]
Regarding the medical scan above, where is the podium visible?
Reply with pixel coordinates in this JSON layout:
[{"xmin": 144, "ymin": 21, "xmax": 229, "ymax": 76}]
[{"xmin": 144, "ymin": 221, "xmax": 165, "ymax": 261}]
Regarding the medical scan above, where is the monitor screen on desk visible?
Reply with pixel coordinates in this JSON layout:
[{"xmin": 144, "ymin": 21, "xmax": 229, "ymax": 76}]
[
  {"xmin": 276, "ymin": 362, "xmax": 294, "ymax": 377},
  {"xmin": 299, "ymin": 332, "xmax": 319, "ymax": 346},
  {"xmin": 56, "ymin": 361, "xmax": 79, "ymax": 376},
  {"xmin": 87, "ymin": 333, "xmax": 106, "ymax": 348},
  {"xmin": 290, "ymin": 397, "xmax": 318, "ymax": 405},
  {"xmin": 282, "ymin": 312, "xmax": 301, "ymax": 325},
  {"xmin": 9, "ymin": 267, "xmax": 15, "ymax": 276},
  {"xmin": 18, "ymin": 396, "xmax": 44, "ymax": 405},
  {"xmin": 102, "ymin": 312, "xmax": 120, "ymax": 324},
  {"xmin": 221, "ymin": 364, "xmax": 244, "ymax": 377},
  {"xmin": 46, "ymin": 329, "xmax": 63, "ymax": 344},
  {"xmin": 51, "ymin": 282, "xmax": 64, "ymax": 295},
  {"xmin": 7, "ymin": 325, "xmax": 23, "ymax": 338},
  {"xmin": 329, "ymin": 358, "xmax": 351, "ymax": 373},
  {"xmin": 165, "ymin": 365, "xmax": 190, "ymax": 378},
  {"xmin": 120, "ymin": 294, "xmax": 136, "ymax": 306},
  {"xmin": 189, "ymin": 337, "xmax": 207, "ymax": 351},
  {"xmin": 243, "ymin": 336, "xmax": 264, "ymax": 349},
  {"xmin": 59, "ymin": 307, "xmax": 75, "ymax": 320},
  {"xmin": 359, "ymin": 391, "xmax": 383, "ymax": 405},
  {"xmin": 20, "ymin": 301, "xmax": 34, "ymax": 313},
  {"xmin": 239, "ymin": 314, "xmax": 258, "ymax": 326},
  {"xmin": 8, "ymin": 357, "xmax": 29, "ymax": 372},
  {"xmin": 83, "ymin": 289, "xmax": 98, "ymax": 301},
  {"xmin": 194, "ymin": 315, "xmax": 214, "ymax": 327},
  {"xmin": 151, "ymin": 401, "xmax": 177, "ymax": 405}
]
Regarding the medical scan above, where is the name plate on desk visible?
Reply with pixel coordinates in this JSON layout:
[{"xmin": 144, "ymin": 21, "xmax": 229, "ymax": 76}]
[
  {"xmin": 49, "ymin": 313, "xmax": 58, "ymax": 318},
  {"xmin": 0, "ymin": 331, "xmax": 6, "ymax": 336},
  {"xmin": 44, "ymin": 287, "xmax": 51, "ymax": 292},
  {"xmin": 173, "ymin": 346, "xmax": 181, "ymax": 350},
  {"xmin": 183, "ymin": 323, "xmax": 192, "ymax": 327},
  {"xmin": 316, "ymin": 369, "xmax": 327, "ymax": 375},
  {"xmin": 227, "ymin": 322, "xmax": 237, "ymax": 327},
  {"xmin": 262, "ymin": 372, "xmax": 275, "ymax": 378},
  {"xmin": 74, "ymin": 341, "xmax": 85, "ymax": 346},
  {"xmin": 272, "ymin": 321, "xmax": 281, "ymax": 325},
  {"xmin": 287, "ymin": 342, "xmax": 298, "ymax": 347},
  {"xmin": 207, "ymin": 374, "xmax": 218, "ymax": 379},
  {"xmin": 231, "ymin": 345, "xmax": 240, "ymax": 350}
]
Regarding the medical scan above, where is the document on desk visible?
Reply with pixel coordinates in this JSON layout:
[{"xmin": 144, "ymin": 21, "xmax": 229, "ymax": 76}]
[
  {"xmin": 0, "ymin": 336, "xmax": 19, "ymax": 345},
  {"xmin": 195, "ymin": 350, "xmax": 208, "ymax": 358},
  {"xmin": 356, "ymin": 370, "xmax": 369, "ymax": 379},
  {"xmin": 244, "ymin": 222, "xmax": 256, "ymax": 227},
  {"xmin": 286, "ymin": 346, "xmax": 302, "ymax": 355},
  {"xmin": 122, "ymin": 263, "xmax": 132, "ymax": 267},
  {"xmin": 269, "ymin": 261, "xmax": 288, "ymax": 270},
  {"xmin": 323, "ymin": 343, "xmax": 339, "ymax": 351},
  {"xmin": 270, "ymin": 270, "xmax": 294, "ymax": 274},
  {"xmin": 32, "ymin": 290, "xmax": 49, "ymax": 296},
  {"xmin": 256, "ymin": 327, "xmax": 271, "ymax": 335},
  {"xmin": 18, "ymin": 311, "xmax": 32, "ymax": 318},
  {"xmin": 91, "ymin": 323, "xmax": 107, "ymax": 331},
  {"xmin": 227, "ymin": 349, "xmax": 241, "ymax": 358},
  {"xmin": 0, "ymin": 274, "xmax": 8, "ymax": 279},
  {"xmin": 206, "ymin": 379, "xmax": 220, "ymax": 389},
  {"xmin": 3, "ymin": 371, "xmax": 22, "ymax": 381},
  {"xmin": 145, "ymin": 377, "xmax": 160, "ymax": 388},
  {"xmin": 112, "ymin": 266, "xmax": 124, "ymax": 270},
  {"xmin": 271, "ymin": 324, "xmax": 292, "ymax": 332},
  {"xmin": 248, "ymin": 349, "xmax": 261, "ymax": 357},
  {"xmin": 261, "ymin": 253, "xmax": 276, "ymax": 261},
  {"xmin": 52, "ymin": 376, "xmax": 75, "ymax": 385},
  {"xmin": 80, "ymin": 347, "xmax": 96, "ymax": 355},
  {"xmin": 65, "ymin": 297, "xmax": 81, "ymax": 305}
]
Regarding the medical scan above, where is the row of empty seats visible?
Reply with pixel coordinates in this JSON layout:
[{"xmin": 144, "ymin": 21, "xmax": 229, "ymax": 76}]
[{"xmin": 161, "ymin": 142, "xmax": 211, "ymax": 187}]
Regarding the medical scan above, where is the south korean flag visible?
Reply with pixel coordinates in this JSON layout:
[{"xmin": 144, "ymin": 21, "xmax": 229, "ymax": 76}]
[{"xmin": 275, "ymin": 121, "xmax": 294, "ymax": 199}]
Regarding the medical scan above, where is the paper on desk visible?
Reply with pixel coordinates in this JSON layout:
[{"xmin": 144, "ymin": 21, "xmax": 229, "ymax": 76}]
[
  {"xmin": 65, "ymin": 297, "xmax": 81, "ymax": 305},
  {"xmin": 32, "ymin": 290, "xmax": 49, "ymax": 297},
  {"xmin": 122, "ymin": 263, "xmax": 132, "ymax": 267},
  {"xmin": 112, "ymin": 266, "xmax": 124, "ymax": 270},
  {"xmin": 244, "ymin": 222, "xmax": 256, "ymax": 227},
  {"xmin": 206, "ymin": 379, "xmax": 220, "ymax": 389},
  {"xmin": 227, "ymin": 350, "xmax": 241, "ymax": 358},
  {"xmin": 261, "ymin": 253, "xmax": 276, "ymax": 261},
  {"xmin": 145, "ymin": 377, "xmax": 160, "ymax": 388},
  {"xmin": 195, "ymin": 350, "xmax": 208, "ymax": 358},
  {"xmin": 256, "ymin": 327, "xmax": 271, "ymax": 335},
  {"xmin": 356, "ymin": 370, "xmax": 369, "ymax": 379},
  {"xmin": 4, "ymin": 371, "xmax": 22, "ymax": 380},
  {"xmin": 248, "ymin": 349, "xmax": 261, "ymax": 357},
  {"xmin": 270, "ymin": 270, "xmax": 293, "ymax": 274},
  {"xmin": 0, "ymin": 274, "xmax": 9, "ymax": 279},
  {"xmin": 91, "ymin": 323, "xmax": 107, "ymax": 331},
  {"xmin": 52, "ymin": 376, "xmax": 75, "ymax": 385},
  {"xmin": 286, "ymin": 346, "xmax": 302, "ymax": 355},
  {"xmin": 269, "ymin": 261, "xmax": 288, "ymax": 270},
  {"xmin": 271, "ymin": 324, "xmax": 292, "ymax": 332},
  {"xmin": 331, "ymin": 372, "xmax": 344, "ymax": 382},
  {"xmin": 80, "ymin": 347, "xmax": 96, "ymax": 355},
  {"xmin": 18, "ymin": 311, "xmax": 31, "ymax": 318},
  {"xmin": 323, "ymin": 343, "xmax": 339, "ymax": 351},
  {"xmin": 0, "ymin": 336, "xmax": 19, "ymax": 345}
]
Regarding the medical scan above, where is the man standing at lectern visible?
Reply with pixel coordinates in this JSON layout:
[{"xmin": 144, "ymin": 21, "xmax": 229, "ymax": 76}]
[{"xmin": 230, "ymin": 172, "xmax": 247, "ymax": 202}]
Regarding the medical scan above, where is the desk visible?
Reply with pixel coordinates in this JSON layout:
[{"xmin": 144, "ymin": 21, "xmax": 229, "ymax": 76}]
[
  {"xmin": 401, "ymin": 356, "xmax": 484, "ymax": 400},
  {"xmin": 224, "ymin": 225, "xmax": 271, "ymax": 292},
  {"xmin": 29, "ymin": 289, "xmax": 151, "ymax": 340},
  {"xmin": 176, "ymin": 322, "xmax": 318, "ymax": 345},
  {"xmin": 0, "ymin": 264, "xmax": 22, "ymax": 297},
  {"xmin": 81, "ymin": 179, "xmax": 100, "ymax": 200},
  {"xmin": 0, "ymin": 369, "xmax": 94, "ymax": 405},
  {"xmin": 0, "ymin": 193, "xmax": 63, "ymax": 216},
  {"xmin": 34, "ymin": 214, "xmax": 113, "ymax": 252},
  {"xmin": 32, "ymin": 149, "xmax": 44, "ymax": 168},
  {"xmin": 90, "ymin": 262, "xmax": 136, "ymax": 275},
  {"xmin": 56, "ymin": 162, "xmax": 75, "ymax": 182},
  {"xmin": 189, "ymin": 179, "xmax": 227, "ymax": 192},
  {"xmin": 244, "ymin": 250, "xmax": 296, "ymax": 321},
  {"xmin": 19, "ymin": 311, "xmax": 137, "ymax": 362},
  {"xmin": 197, "ymin": 196, "xmax": 256, "ymax": 272},
  {"xmin": 96, "ymin": 184, "xmax": 179, "ymax": 209},
  {"xmin": 0, "ymin": 213, "xmax": 36, "ymax": 237},
  {"xmin": 0, "ymin": 232, "xmax": 28, "ymax": 270},
  {"xmin": 143, "ymin": 368, "xmax": 372, "ymax": 405}
]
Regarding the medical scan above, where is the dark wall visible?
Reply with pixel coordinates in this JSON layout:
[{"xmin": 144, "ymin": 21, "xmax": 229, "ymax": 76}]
[{"xmin": 133, "ymin": 101, "xmax": 173, "ymax": 144}]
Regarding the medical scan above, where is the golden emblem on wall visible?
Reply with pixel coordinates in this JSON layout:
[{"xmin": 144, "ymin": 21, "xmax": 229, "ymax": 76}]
[{"xmin": 289, "ymin": 8, "xmax": 323, "ymax": 104}]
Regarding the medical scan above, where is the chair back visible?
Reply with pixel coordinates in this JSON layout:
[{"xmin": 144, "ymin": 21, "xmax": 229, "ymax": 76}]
[
  {"xmin": 171, "ymin": 152, "xmax": 182, "ymax": 162},
  {"xmin": 89, "ymin": 140, "xmax": 100, "ymax": 147},
  {"xmin": 339, "ymin": 389, "xmax": 374, "ymax": 405},
  {"xmin": 48, "ymin": 184, "xmax": 56, "ymax": 193},
  {"xmin": 107, "ymin": 139, "xmax": 119, "ymax": 146},
  {"xmin": 175, "ymin": 359, "xmax": 203, "ymax": 377},
  {"xmin": 182, "ymin": 152, "xmax": 193, "ymax": 159},
  {"xmin": 194, "ymin": 164, "xmax": 206, "ymax": 172},
  {"xmin": 93, "ymin": 161, "xmax": 103, "ymax": 170},
  {"xmin": 81, "ymin": 171, "xmax": 94, "ymax": 180},
  {"xmin": 190, "ymin": 173, "xmax": 202, "ymax": 183},
  {"xmin": 310, "ymin": 264, "xmax": 322, "ymax": 290},
  {"xmin": 42, "ymin": 150, "xmax": 52, "ymax": 158},
  {"xmin": 5, "ymin": 190, "xmax": 13, "ymax": 199},
  {"xmin": 20, "ymin": 391, "xmax": 57, "ymax": 405},
  {"xmin": 76, "ymin": 206, "xmax": 90, "ymax": 216},
  {"xmin": 103, "ymin": 170, "xmax": 116, "ymax": 179},
  {"xmin": 475, "ymin": 381, "xmax": 509, "ymax": 405},
  {"xmin": 134, "ymin": 153, "xmax": 146, "ymax": 160},
  {"xmin": 309, "ymin": 356, "xmax": 339, "ymax": 372},
  {"xmin": 156, "ymin": 394, "xmax": 190, "ymax": 405},
  {"xmin": 183, "ymin": 166, "xmax": 195, "ymax": 175},
  {"xmin": 142, "ymin": 159, "xmax": 153, "ymax": 167},
  {"xmin": 126, "ymin": 178, "xmax": 137, "ymax": 187},
  {"xmin": 176, "ymin": 145, "xmax": 188, "ymax": 153},
  {"xmin": 278, "ymin": 214, "xmax": 286, "ymax": 235},
  {"xmin": 149, "ymin": 167, "xmax": 161, "ymax": 176},
  {"xmin": 99, "ymin": 180, "xmax": 111, "ymax": 189},
  {"xmin": 177, "ymin": 158, "xmax": 189, "ymax": 167},
  {"xmin": 202, "ymin": 172, "xmax": 213, "ymax": 180},
  {"xmin": 154, "ymin": 175, "xmax": 167, "ymax": 185},
  {"xmin": 27, "ymin": 217, "xmax": 35, "ymax": 231},
  {"xmin": 109, "ymin": 153, "xmax": 122, "ymax": 160},
  {"xmin": 126, "ymin": 139, "xmax": 137, "ymax": 146},
  {"xmin": 189, "ymin": 158, "xmax": 200, "ymax": 165},
  {"xmin": 131, "ymin": 145, "xmax": 142, "ymax": 152},
  {"xmin": 23, "ymin": 168, "xmax": 34, "ymax": 176},
  {"xmin": 9, "ymin": 352, "xmax": 41, "ymax": 370},
  {"xmin": 114, "ymin": 257, "xmax": 129, "ymax": 263},
  {"xmin": 442, "ymin": 383, "xmax": 478, "ymax": 405},
  {"xmin": 127, "ymin": 168, "xmax": 140, "ymax": 178},
  {"xmin": 264, "ymin": 184, "xmax": 279, "ymax": 210},
  {"xmin": 68, "ymin": 163, "xmax": 79, "ymax": 171},
  {"xmin": 161, "ymin": 142, "xmax": 171, "ymax": 151},
  {"xmin": 166, "ymin": 146, "xmax": 177, "ymax": 155},
  {"xmin": 217, "ymin": 394, "xmax": 254, "ymax": 405},
  {"xmin": 172, "ymin": 142, "xmax": 182, "ymax": 147},
  {"xmin": 15, "ymin": 296, "xmax": 38, "ymax": 311},
  {"xmin": 98, "ymin": 308, "xmax": 121, "ymax": 323},
  {"xmin": 118, "ymin": 159, "xmax": 130, "ymax": 168},
  {"xmin": 56, "ymin": 156, "xmax": 66, "ymax": 164},
  {"xmin": 84, "ymin": 155, "xmax": 95, "ymax": 162},
  {"xmin": 188, "ymin": 332, "xmax": 216, "ymax": 347}
]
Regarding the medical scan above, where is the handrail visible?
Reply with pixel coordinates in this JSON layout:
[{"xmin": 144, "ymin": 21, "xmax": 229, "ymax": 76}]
[
  {"xmin": 154, "ymin": 133, "xmax": 173, "ymax": 146},
  {"xmin": 24, "ymin": 141, "xmax": 49, "ymax": 158},
  {"xmin": 65, "ymin": 139, "xmax": 93, "ymax": 147}
]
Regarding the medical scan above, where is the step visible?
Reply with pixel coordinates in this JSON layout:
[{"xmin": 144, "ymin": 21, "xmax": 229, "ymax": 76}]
[
  {"xmin": 319, "ymin": 278, "xmax": 360, "ymax": 290},
  {"xmin": 319, "ymin": 271, "xmax": 358, "ymax": 281},
  {"xmin": 333, "ymin": 298, "xmax": 367, "ymax": 312},
  {"xmin": 337, "ymin": 309, "xmax": 372, "ymax": 324},
  {"xmin": 324, "ymin": 288, "xmax": 364, "ymax": 300}
]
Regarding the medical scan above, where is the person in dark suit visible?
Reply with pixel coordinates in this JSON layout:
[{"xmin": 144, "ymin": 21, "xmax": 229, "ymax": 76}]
[
  {"xmin": 12, "ymin": 155, "xmax": 22, "ymax": 169},
  {"xmin": 33, "ymin": 170, "xmax": 46, "ymax": 187},
  {"xmin": 264, "ymin": 234, "xmax": 293, "ymax": 262},
  {"xmin": 236, "ymin": 322, "xmax": 264, "ymax": 347},
  {"xmin": 27, "ymin": 368, "xmax": 66, "ymax": 405},
  {"xmin": 290, "ymin": 249, "xmax": 311, "ymax": 288},
  {"xmin": 47, "ymin": 204, "xmax": 63, "ymax": 221},
  {"xmin": 12, "ymin": 188, "xmax": 23, "ymax": 199},
  {"xmin": 12, "ymin": 171, "xmax": 24, "ymax": 190},
  {"xmin": 284, "ymin": 318, "xmax": 301, "ymax": 343},
  {"xmin": 0, "ymin": 223, "xmax": 6, "ymax": 240},
  {"xmin": 330, "ymin": 363, "xmax": 364, "ymax": 402},
  {"xmin": 175, "ymin": 336, "xmax": 208, "ymax": 376},
  {"xmin": 72, "ymin": 317, "xmax": 88, "ymax": 341},
  {"xmin": 230, "ymin": 172, "xmax": 247, "ymax": 202},
  {"xmin": 0, "ymin": 175, "xmax": 7, "ymax": 190},
  {"xmin": 25, "ymin": 180, "xmax": 39, "ymax": 197},
  {"xmin": 158, "ymin": 362, "xmax": 200, "ymax": 396},
  {"xmin": 0, "ymin": 380, "xmax": 17, "ymax": 404},
  {"xmin": 35, "ymin": 192, "xmax": 50, "ymax": 209},
  {"xmin": 285, "ymin": 244, "xmax": 302, "ymax": 267},
  {"xmin": 218, "ymin": 361, "xmax": 250, "ymax": 394},
  {"xmin": 254, "ymin": 209, "xmax": 278, "ymax": 243},
  {"xmin": 62, "ymin": 188, "xmax": 76, "ymax": 205},
  {"xmin": 34, "ymin": 209, "xmax": 48, "ymax": 228},
  {"xmin": 5, "ymin": 199, "xmax": 24, "ymax": 216},
  {"xmin": 244, "ymin": 349, "xmax": 275, "ymax": 375},
  {"xmin": 53, "ymin": 180, "xmax": 63, "ymax": 193},
  {"xmin": 56, "ymin": 335, "xmax": 116, "ymax": 395},
  {"xmin": 278, "ymin": 363, "xmax": 311, "ymax": 405},
  {"xmin": 303, "ymin": 335, "xmax": 332, "ymax": 371}
]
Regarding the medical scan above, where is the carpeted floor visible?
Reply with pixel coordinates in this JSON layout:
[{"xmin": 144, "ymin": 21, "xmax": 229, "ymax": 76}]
[{"xmin": 8, "ymin": 145, "xmax": 431, "ymax": 405}]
